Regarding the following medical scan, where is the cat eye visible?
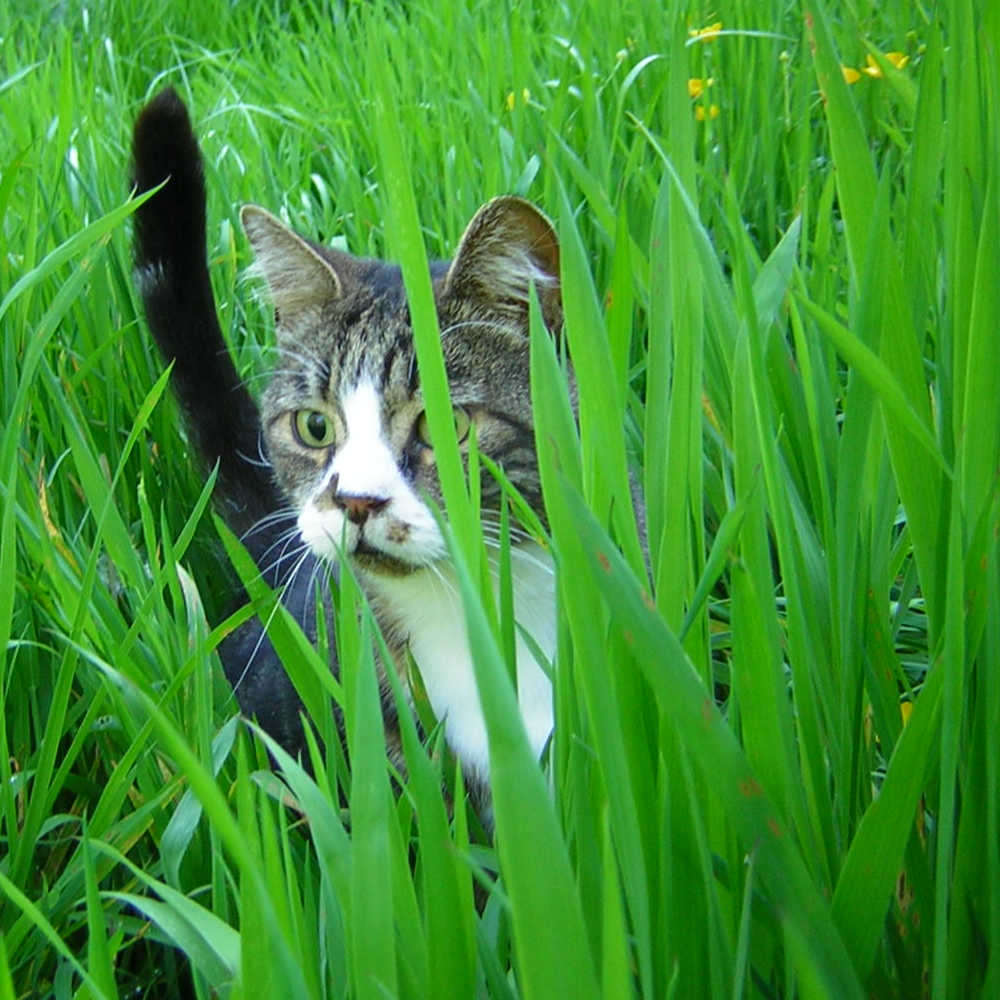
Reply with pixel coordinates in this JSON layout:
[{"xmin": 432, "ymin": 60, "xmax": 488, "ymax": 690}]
[
  {"xmin": 293, "ymin": 409, "xmax": 335, "ymax": 448},
  {"xmin": 416, "ymin": 406, "xmax": 471, "ymax": 447}
]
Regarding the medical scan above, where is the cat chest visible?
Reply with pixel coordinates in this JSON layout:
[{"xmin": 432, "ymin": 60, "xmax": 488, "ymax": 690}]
[{"xmin": 368, "ymin": 542, "xmax": 556, "ymax": 781}]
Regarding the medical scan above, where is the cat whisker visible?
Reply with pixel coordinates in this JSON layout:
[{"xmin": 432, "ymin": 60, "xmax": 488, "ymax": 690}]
[
  {"xmin": 240, "ymin": 507, "xmax": 298, "ymax": 543},
  {"xmin": 273, "ymin": 343, "xmax": 328, "ymax": 366},
  {"xmin": 438, "ymin": 318, "xmax": 502, "ymax": 340},
  {"xmin": 256, "ymin": 431, "xmax": 270, "ymax": 469},
  {"xmin": 424, "ymin": 559, "xmax": 459, "ymax": 603},
  {"xmin": 268, "ymin": 343, "xmax": 334, "ymax": 383},
  {"xmin": 241, "ymin": 367, "xmax": 313, "ymax": 386},
  {"xmin": 478, "ymin": 511, "xmax": 538, "ymax": 535},
  {"xmin": 478, "ymin": 521, "xmax": 535, "ymax": 544},
  {"xmin": 225, "ymin": 585, "xmax": 289, "ymax": 701},
  {"xmin": 297, "ymin": 553, "xmax": 335, "ymax": 624},
  {"xmin": 227, "ymin": 543, "xmax": 320, "ymax": 703},
  {"xmin": 481, "ymin": 538, "xmax": 556, "ymax": 578},
  {"xmin": 246, "ymin": 523, "xmax": 309, "ymax": 586},
  {"xmin": 259, "ymin": 530, "xmax": 311, "ymax": 582},
  {"xmin": 237, "ymin": 448, "xmax": 273, "ymax": 470}
]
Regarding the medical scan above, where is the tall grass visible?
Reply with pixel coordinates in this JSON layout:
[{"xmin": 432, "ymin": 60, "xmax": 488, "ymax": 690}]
[{"xmin": 1, "ymin": 0, "xmax": 996, "ymax": 996}]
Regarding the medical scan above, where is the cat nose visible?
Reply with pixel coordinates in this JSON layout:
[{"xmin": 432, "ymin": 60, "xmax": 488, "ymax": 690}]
[{"xmin": 335, "ymin": 492, "xmax": 389, "ymax": 525}]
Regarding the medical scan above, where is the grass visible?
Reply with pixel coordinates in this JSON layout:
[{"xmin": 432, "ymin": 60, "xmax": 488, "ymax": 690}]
[{"xmin": 1, "ymin": 0, "xmax": 997, "ymax": 996}]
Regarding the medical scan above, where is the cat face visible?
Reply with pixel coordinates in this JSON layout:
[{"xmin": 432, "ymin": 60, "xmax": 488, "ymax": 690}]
[{"xmin": 242, "ymin": 198, "xmax": 561, "ymax": 578}]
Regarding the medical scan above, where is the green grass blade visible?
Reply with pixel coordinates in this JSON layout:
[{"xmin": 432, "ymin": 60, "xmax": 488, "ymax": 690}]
[
  {"xmin": 347, "ymin": 609, "xmax": 400, "ymax": 1000},
  {"xmin": 81, "ymin": 831, "xmax": 119, "ymax": 1000}
]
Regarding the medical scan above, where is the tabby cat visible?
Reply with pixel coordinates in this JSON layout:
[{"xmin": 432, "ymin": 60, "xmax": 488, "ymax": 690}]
[{"xmin": 131, "ymin": 88, "xmax": 562, "ymax": 808}]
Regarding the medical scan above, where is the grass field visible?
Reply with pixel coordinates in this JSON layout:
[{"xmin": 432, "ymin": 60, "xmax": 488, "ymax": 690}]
[{"xmin": 1, "ymin": 0, "xmax": 997, "ymax": 996}]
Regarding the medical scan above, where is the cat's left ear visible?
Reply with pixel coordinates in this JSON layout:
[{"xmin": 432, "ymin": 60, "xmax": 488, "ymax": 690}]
[{"xmin": 444, "ymin": 196, "xmax": 561, "ymax": 332}]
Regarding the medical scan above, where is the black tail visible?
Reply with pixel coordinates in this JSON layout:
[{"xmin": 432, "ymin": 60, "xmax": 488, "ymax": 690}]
[{"xmin": 131, "ymin": 87, "xmax": 283, "ymax": 543}]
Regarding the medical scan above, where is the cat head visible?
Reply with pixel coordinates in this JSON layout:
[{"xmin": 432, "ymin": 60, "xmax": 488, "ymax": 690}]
[{"xmin": 242, "ymin": 197, "xmax": 562, "ymax": 578}]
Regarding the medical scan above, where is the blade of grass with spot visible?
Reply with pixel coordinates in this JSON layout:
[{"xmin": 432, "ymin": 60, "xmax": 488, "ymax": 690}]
[
  {"xmin": 730, "ymin": 846, "xmax": 756, "ymax": 1000},
  {"xmin": 555, "ymin": 479, "xmax": 862, "ymax": 997},
  {"xmin": 606, "ymin": 204, "xmax": 634, "ymax": 397},
  {"xmin": 729, "ymin": 333, "xmax": 800, "ymax": 822},
  {"xmin": 729, "ymin": 216, "xmax": 829, "ymax": 867}
]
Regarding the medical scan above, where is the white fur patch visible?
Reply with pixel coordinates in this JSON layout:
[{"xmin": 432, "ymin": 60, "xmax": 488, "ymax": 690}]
[
  {"xmin": 369, "ymin": 541, "xmax": 555, "ymax": 782},
  {"xmin": 135, "ymin": 261, "xmax": 166, "ymax": 297},
  {"xmin": 481, "ymin": 248, "xmax": 558, "ymax": 307}
]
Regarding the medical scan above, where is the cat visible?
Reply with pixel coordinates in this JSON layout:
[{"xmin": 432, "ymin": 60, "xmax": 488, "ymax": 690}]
[{"xmin": 131, "ymin": 87, "xmax": 563, "ymax": 810}]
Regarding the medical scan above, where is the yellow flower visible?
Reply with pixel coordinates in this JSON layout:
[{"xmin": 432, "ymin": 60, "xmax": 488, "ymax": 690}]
[
  {"xmin": 900, "ymin": 701, "xmax": 913, "ymax": 726},
  {"xmin": 689, "ymin": 20, "xmax": 722, "ymax": 43},
  {"xmin": 863, "ymin": 53, "xmax": 883, "ymax": 78},
  {"xmin": 864, "ymin": 51, "xmax": 910, "ymax": 78},
  {"xmin": 503, "ymin": 89, "xmax": 530, "ymax": 111},
  {"xmin": 687, "ymin": 76, "xmax": 715, "ymax": 98},
  {"xmin": 845, "ymin": 50, "xmax": 910, "ymax": 83},
  {"xmin": 694, "ymin": 103, "xmax": 720, "ymax": 121}
]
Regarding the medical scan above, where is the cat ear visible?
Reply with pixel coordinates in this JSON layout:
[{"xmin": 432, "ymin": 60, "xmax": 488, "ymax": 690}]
[
  {"xmin": 241, "ymin": 205, "xmax": 343, "ymax": 323},
  {"xmin": 444, "ymin": 196, "xmax": 561, "ymax": 330}
]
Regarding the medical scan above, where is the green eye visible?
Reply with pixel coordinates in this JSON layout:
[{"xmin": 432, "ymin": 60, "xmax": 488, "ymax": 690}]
[
  {"xmin": 416, "ymin": 406, "xmax": 471, "ymax": 446},
  {"xmin": 294, "ymin": 409, "xmax": 334, "ymax": 448}
]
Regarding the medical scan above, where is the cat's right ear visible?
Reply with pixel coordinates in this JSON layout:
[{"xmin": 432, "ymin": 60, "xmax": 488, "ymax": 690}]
[{"xmin": 241, "ymin": 205, "xmax": 343, "ymax": 326}]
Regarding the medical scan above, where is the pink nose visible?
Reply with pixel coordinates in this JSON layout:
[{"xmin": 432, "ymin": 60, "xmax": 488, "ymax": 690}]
[{"xmin": 335, "ymin": 493, "xmax": 389, "ymax": 525}]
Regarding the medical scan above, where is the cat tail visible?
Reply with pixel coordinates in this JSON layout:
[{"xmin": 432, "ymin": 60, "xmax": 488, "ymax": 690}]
[{"xmin": 131, "ymin": 87, "xmax": 284, "ymax": 548}]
